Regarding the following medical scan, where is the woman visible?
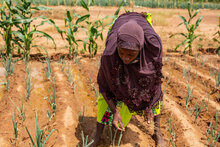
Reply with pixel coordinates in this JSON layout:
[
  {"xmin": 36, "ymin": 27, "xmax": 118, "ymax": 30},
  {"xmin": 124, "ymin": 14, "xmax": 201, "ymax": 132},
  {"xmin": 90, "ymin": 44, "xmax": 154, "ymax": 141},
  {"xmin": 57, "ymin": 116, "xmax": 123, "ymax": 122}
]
[{"xmin": 91, "ymin": 12, "xmax": 165, "ymax": 147}]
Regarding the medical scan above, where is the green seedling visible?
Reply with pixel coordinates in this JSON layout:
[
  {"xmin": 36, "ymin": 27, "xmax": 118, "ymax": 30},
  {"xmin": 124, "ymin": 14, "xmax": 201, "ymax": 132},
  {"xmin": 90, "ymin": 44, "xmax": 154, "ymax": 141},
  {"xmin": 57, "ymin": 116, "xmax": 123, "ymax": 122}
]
[
  {"xmin": 1, "ymin": 54, "xmax": 15, "ymax": 75},
  {"xmin": 212, "ymin": 15, "xmax": 220, "ymax": 55},
  {"xmin": 9, "ymin": 97, "xmax": 25, "ymax": 122},
  {"xmin": 44, "ymin": 80, "xmax": 56, "ymax": 120},
  {"xmin": 168, "ymin": 117, "xmax": 176, "ymax": 147},
  {"xmin": 170, "ymin": 2, "xmax": 203, "ymax": 54},
  {"xmin": 11, "ymin": 109, "xmax": 18, "ymax": 145},
  {"xmin": 186, "ymin": 83, "xmax": 193, "ymax": 109},
  {"xmin": 25, "ymin": 66, "xmax": 31, "ymax": 100},
  {"xmin": 43, "ymin": 49, "xmax": 52, "ymax": 80},
  {"xmin": 25, "ymin": 112, "xmax": 56, "ymax": 147},
  {"xmin": 65, "ymin": 64, "xmax": 75, "ymax": 92},
  {"xmin": 206, "ymin": 109, "xmax": 220, "ymax": 147}
]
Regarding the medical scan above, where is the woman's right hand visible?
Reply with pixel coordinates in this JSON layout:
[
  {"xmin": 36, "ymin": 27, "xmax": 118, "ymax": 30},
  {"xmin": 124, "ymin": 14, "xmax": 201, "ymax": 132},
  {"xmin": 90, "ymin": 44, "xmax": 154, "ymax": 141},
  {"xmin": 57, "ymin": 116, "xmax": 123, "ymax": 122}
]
[{"xmin": 112, "ymin": 110, "xmax": 125, "ymax": 131}]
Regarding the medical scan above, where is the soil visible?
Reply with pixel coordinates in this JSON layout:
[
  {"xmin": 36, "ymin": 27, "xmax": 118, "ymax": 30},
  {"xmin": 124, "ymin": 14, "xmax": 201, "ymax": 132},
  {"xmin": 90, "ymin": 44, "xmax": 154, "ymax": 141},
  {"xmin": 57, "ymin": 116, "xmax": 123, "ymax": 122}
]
[{"xmin": 0, "ymin": 6, "xmax": 219, "ymax": 147}]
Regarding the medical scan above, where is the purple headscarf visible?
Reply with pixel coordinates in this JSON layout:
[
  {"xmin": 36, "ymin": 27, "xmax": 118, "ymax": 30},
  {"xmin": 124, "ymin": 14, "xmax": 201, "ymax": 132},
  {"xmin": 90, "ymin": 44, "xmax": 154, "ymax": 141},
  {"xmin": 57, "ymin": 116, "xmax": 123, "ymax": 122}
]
[{"xmin": 97, "ymin": 12, "xmax": 163, "ymax": 114}]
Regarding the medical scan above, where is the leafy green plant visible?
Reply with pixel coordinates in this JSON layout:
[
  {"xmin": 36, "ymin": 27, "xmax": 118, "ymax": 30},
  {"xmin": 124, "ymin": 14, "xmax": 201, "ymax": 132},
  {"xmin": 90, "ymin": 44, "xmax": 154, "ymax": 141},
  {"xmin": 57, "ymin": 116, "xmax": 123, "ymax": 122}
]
[
  {"xmin": 206, "ymin": 109, "xmax": 220, "ymax": 147},
  {"xmin": 9, "ymin": 97, "xmax": 25, "ymax": 122},
  {"xmin": 25, "ymin": 112, "xmax": 56, "ymax": 147},
  {"xmin": 170, "ymin": 2, "xmax": 203, "ymax": 54},
  {"xmin": 5, "ymin": 0, "xmax": 56, "ymax": 60},
  {"xmin": 0, "ymin": 1, "xmax": 14, "ymax": 56},
  {"xmin": 61, "ymin": 9, "xmax": 89, "ymax": 57},
  {"xmin": 80, "ymin": 0, "xmax": 104, "ymax": 57},
  {"xmin": 43, "ymin": 50, "xmax": 52, "ymax": 80}
]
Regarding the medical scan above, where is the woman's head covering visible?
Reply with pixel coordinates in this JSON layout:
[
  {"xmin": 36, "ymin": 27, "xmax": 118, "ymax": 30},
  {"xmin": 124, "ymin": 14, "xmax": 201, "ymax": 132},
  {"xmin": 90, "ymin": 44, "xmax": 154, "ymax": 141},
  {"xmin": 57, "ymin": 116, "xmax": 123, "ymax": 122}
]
[{"xmin": 97, "ymin": 12, "xmax": 163, "ymax": 114}]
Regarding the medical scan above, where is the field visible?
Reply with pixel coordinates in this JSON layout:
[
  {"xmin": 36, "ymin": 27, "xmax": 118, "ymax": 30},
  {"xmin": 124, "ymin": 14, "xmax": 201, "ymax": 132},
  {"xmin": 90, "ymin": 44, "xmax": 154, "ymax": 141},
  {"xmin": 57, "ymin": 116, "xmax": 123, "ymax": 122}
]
[{"xmin": 0, "ymin": 4, "xmax": 219, "ymax": 147}]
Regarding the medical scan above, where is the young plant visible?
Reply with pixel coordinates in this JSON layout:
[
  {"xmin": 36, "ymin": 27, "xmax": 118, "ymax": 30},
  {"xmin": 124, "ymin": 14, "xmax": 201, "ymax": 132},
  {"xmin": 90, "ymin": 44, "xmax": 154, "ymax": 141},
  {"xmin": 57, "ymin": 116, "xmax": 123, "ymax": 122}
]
[
  {"xmin": 43, "ymin": 50, "xmax": 52, "ymax": 80},
  {"xmin": 206, "ymin": 109, "xmax": 220, "ymax": 147},
  {"xmin": 214, "ymin": 65, "xmax": 220, "ymax": 88},
  {"xmin": 61, "ymin": 9, "xmax": 89, "ymax": 57},
  {"xmin": 0, "ymin": 1, "xmax": 14, "ymax": 56},
  {"xmin": 25, "ymin": 66, "xmax": 31, "ymax": 100},
  {"xmin": 192, "ymin": 100, "xmax": 202, "ymax": 122},
  {"xmin": 11, "ymin": 109, "xmax": 18, "ymax": 145},
  {"xmin": 44, "ymin": 81, "xmax": 56, "ymax": 120},
  {"xmin": 58, "ymin": 58, "xmax": 66, "ymax": 72},
  {"xmin": 108, "ymin": 127, "xmax": 123, "ymax": 147},
  {"xmin": 65, "ymin": 64, "xmax": 75, "ymax": 92},
  {"xmin": 25, "ymin": 112, "xmax": 56, "ymax": 147},
  {"xmin": 77, "ymin": 131, "xmax": 94, "ymax": 147},
  {"xmin": 168, "ymin": 117, "xmax": 176, "ymax": 147},
  {"xmin": 6, "ymin": 0, "xmax": 56, "ymax": 60},
  {"xmin": 1, "ymin": 54, "xmax": 15, "ymax": 75},
  {"xmin": 9, "ymin": 97, "xmax": 25, "ymax": 122},
  {"xmin": 79, "ymin": 0, "xmax": 105, "ymax": 57},
  {"xmin": 185, "ymin": 83, "xmax": 193, "ymax": 109},
  {"xmin": 169, "ymin": 2, "xmax": 203, "ymax": 54}
]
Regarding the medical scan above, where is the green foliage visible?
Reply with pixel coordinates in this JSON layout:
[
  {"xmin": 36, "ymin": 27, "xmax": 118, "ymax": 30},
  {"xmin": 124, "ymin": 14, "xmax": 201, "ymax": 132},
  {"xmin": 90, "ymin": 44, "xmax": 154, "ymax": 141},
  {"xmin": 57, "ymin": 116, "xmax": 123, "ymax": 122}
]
[
  {"xmin": 1, "ymin": 0, "xmax": 57, "ymax": 61},
  {"xmin": 44, "ymin": 80, "xmax": 56, "ymax": 120},
  {"xmin": 206, "ymin": 109, "xmax": 220, "ymax": 147},
  {"xmin": 11, "ymin": 109, "xmax": 18, "ymax": 145},
  {"xmin": 25, "ymin": 66, "xmax": 31, "ymax": 100},
  {"xmin": 9, "ymin": 97, "xmax": 26, "ymax": 122},
  {"xmin": 170, "ymin": 2, "xmax": 203, "ymax": 54},
  {"xmin": 1, "ymin": 53, "xmax": 15, "ymax": 75},
  {"xmin": 25, "ymin": 112, "xmax": 56, "ymax": 147},
  {"xmin": 0, "ymin": 2, "xmax": 14, "ymax": 56},
  {"xmin": 43, "ymin": 49, "xmax": 52, "ymax": 80},
  {"xmin": 168, "ymin": 117, "xmax": 176, "ymax": 147},
  {"xmin": 186, "ymin": 83, "xmax": 193, "ymax": 109}
]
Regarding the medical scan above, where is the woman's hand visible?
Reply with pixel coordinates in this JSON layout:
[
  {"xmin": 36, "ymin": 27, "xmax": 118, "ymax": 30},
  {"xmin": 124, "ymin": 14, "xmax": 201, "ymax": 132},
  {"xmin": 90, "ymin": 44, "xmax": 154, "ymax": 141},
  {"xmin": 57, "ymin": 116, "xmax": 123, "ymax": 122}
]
[{"xmin": 113, "ymin": 110, "xmax": 125, "ymax": 131}]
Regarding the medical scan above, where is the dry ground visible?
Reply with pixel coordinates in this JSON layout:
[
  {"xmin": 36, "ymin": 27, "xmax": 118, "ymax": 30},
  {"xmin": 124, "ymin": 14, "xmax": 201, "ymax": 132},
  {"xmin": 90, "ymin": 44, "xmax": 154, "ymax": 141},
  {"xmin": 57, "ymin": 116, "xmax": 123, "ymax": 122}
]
[{"xmin": 0, "ymin": 6, "xmax": 219, "ymax": 147}]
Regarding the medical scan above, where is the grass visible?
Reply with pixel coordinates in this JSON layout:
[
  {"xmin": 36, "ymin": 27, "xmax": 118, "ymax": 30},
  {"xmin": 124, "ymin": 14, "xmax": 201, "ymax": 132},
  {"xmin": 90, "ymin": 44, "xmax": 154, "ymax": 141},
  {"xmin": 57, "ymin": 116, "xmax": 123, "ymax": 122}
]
[{"xmin": 25, "ymin": 112, "xmax": 56, "ymax": 147}]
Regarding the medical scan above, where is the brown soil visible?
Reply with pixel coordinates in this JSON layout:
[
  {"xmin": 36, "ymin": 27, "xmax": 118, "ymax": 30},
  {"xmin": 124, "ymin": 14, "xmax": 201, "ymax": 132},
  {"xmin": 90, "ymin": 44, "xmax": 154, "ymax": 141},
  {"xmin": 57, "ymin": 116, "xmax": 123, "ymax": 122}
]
[{"xmin": 0, "ymin": 6, "xmax": 219, "ymax": 147}]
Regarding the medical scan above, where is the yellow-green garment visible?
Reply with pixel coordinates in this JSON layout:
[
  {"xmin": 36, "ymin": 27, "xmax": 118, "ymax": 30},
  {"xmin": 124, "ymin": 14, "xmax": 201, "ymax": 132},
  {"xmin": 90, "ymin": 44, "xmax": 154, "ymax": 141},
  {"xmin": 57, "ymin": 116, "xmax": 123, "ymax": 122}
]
[{"xmin": 97, "ymin": 94, "xmax": 161, "ymax": 127}]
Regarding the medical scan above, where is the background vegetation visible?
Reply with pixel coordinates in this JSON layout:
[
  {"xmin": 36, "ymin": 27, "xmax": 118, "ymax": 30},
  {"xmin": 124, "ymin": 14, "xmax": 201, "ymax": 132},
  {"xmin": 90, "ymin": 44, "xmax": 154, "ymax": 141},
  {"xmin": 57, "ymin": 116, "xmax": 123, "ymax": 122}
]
[{"xmin": 0, "ymin": 0, "xmax": 220, "ymax": 9}]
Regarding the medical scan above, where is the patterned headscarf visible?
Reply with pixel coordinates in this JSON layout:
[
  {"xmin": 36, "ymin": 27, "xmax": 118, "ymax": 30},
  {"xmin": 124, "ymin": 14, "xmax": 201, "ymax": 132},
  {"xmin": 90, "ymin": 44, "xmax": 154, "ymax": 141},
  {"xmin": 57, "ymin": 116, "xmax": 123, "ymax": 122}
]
[{"xmin": 97, "ymin": 12, "xmax": 163, "ymax": 114}]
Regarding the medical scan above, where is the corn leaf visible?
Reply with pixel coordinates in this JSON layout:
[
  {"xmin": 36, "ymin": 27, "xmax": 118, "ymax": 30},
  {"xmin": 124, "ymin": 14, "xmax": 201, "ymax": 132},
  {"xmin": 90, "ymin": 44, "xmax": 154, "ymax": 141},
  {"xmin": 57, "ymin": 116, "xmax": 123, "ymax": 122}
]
[
  {"xmin": 194, "ymin": 16, "xmax": 203, "ymax": 30},
  {"xmin": 76, "ymin": 14, "xmax": 90, "ymax": 25},
  {"xmin": 80, "ymin": 0, "xmax": 89, "ymax": 11}
]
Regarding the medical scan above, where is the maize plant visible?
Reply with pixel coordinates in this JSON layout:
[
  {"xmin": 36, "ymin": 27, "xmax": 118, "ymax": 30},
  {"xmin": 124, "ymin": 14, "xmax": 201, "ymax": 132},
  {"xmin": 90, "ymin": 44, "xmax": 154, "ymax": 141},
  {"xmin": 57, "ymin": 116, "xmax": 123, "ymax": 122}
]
[
  {"xmin": 64, "ymin": 9, "xmax": 90, "ymax": 57},
  {"xmin": 79, "ymin": 0, "xmax": 104, "ymax": 57},
  {"xmin": 0, "ymin": 1, "xmax": 14, "ymax": 56},
  {"xmin": 170, "ymin": 2, "xmax": 203, "ymax": 54},
  {"xmin": 4, "ymin": 0, "xmax": 56, "ymax": 61}
]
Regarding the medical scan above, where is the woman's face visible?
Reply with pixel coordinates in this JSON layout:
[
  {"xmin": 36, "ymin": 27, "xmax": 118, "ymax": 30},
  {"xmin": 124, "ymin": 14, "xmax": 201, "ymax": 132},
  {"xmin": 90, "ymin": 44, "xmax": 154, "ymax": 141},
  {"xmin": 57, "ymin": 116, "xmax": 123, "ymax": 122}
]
[{"xmin": 118, "ymin": 47, "xmax": 139, "ymax": 64}]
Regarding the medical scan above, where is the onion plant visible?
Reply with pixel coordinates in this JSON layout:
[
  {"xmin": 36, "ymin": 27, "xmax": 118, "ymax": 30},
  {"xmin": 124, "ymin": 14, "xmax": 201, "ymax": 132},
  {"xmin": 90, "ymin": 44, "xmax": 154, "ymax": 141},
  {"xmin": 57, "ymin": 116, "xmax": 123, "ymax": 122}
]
[
  {"xmin": 169, "ymin": 2, "xmax": 203, "ymax": 54},
  {"xmin": 168, "ymin": 117, "xmax": 176, "ymax": 147},
  {"xmin": 77, "ymin": 131, "xmax": 94, "ymax": 147},
  {"xmin": 44, "ymin": 81, "xmax": 56, "ymax": 120},
  {"xmin": 109, "ymin": 127, "xmax": 123, "ymax": 147},
  {"xmin": 25, "ymin": 112, "xmax": 56, "ymax": 147},
  {"xmin": 215, "ymin": 65, "xmax": 220, "ymax": 88},
  {"xmin": 1, "ymin": 53, "xmax": 15, "ymax": 75},
  {"xmin": 43, "ymin": 50, "xmax": 52, "ymax": 80},
  {"xmin": 11, "ymin": 109, "xmax": 18, "ymax": 145},
  {"xmin": 185, "ymin": 83, "xmax": 193, "ymax": 109},
  {"xmin": 65, "ymin": 64, "xmax": 75, "ymax": 92},
  {"xmin": 25, "ymin": 66, "xmax": 31, "ymax": 100},
  {"xmin": 206, "ymin": 109, "xmax": 220, "ymax": 147},
  {"xmin": 9, "ymin": 97, "xmax": 25, "ymax": 122},
  {"xmin": 4, "ymin": 0, "xmax": 56, "ymax": 60}
]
